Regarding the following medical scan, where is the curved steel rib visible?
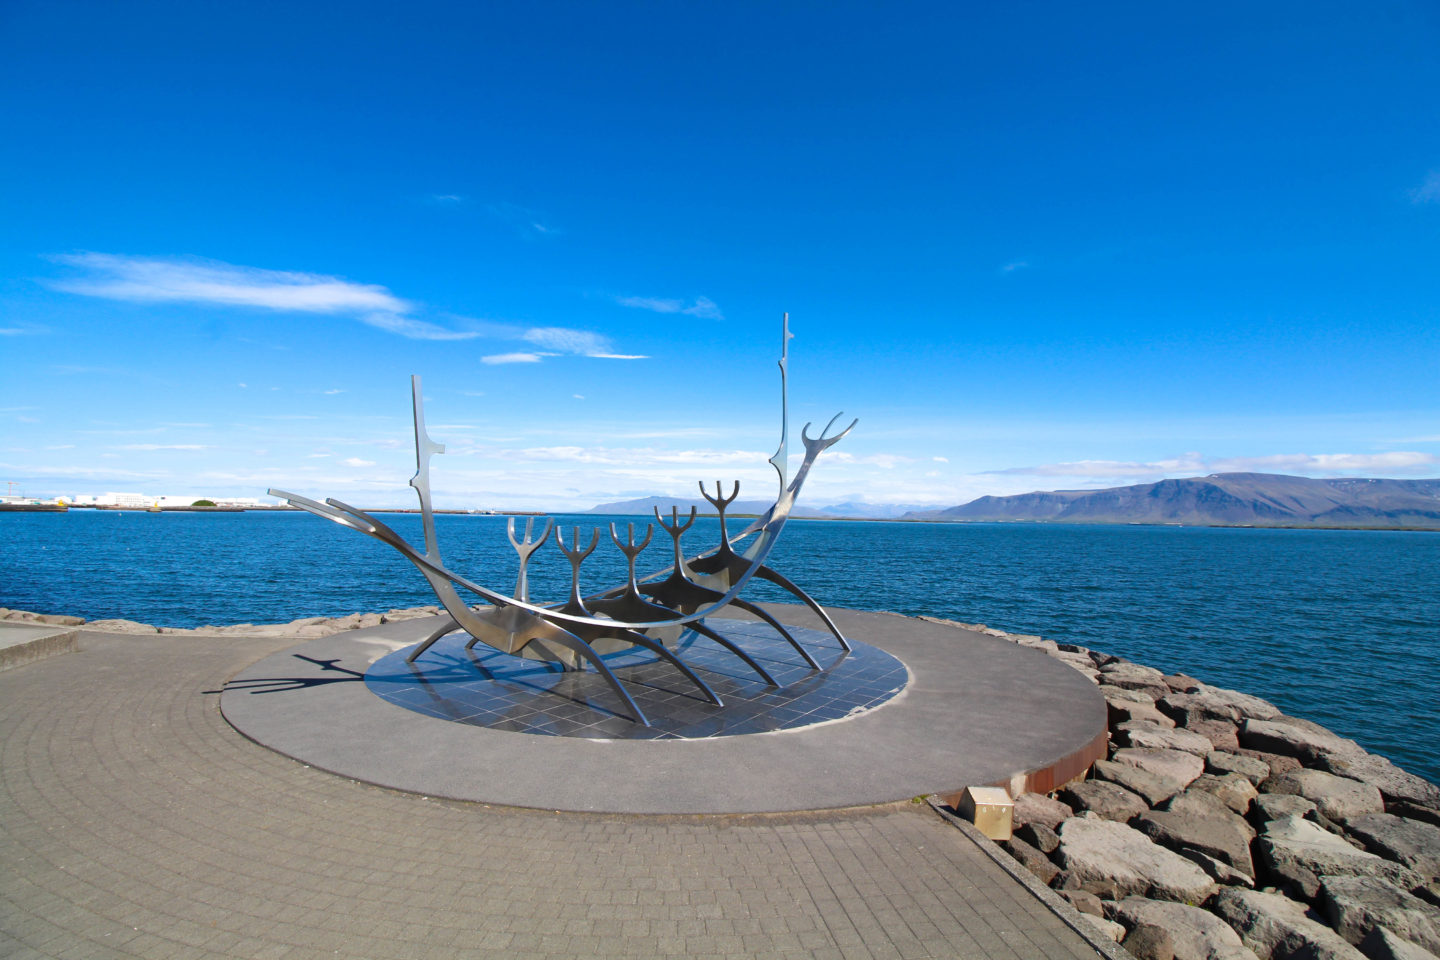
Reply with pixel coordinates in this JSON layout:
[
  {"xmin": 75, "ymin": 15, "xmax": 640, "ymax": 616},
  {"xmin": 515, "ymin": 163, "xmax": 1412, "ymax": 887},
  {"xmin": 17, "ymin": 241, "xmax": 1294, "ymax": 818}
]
[{"xmin": 270, "ymin": 489, "xmax": 651, "ymax": 725}]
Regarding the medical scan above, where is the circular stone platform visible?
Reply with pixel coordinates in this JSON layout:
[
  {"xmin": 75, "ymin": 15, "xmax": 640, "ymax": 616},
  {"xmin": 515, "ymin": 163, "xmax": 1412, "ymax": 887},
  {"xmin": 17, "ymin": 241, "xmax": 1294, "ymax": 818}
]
[{"xmin": 221, "ymin": 605, "xmax": 1107, "ymax": 814}]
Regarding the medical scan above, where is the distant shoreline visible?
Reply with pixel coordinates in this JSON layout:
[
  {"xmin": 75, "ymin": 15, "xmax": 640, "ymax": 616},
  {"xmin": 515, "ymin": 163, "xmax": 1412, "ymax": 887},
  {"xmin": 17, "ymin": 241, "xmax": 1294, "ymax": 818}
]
[{"xmin": 9, "ymin": 505, "xmax": 1436, "ymax": 531}]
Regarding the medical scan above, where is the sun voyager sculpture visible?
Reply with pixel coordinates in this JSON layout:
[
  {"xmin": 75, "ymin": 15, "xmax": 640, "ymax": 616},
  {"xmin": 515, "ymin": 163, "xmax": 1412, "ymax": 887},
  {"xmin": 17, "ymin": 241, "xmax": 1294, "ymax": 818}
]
[{"xmin": 269, "ymin": 316, "xmax": 857, "ymax": 727}]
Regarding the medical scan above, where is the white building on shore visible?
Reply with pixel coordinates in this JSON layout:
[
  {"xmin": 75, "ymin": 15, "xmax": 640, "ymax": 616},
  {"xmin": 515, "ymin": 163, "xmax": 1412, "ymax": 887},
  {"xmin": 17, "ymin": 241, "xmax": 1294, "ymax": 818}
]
[{"xmin": 67, "ymin": 493, "xmax": 269, "ymax": 508}]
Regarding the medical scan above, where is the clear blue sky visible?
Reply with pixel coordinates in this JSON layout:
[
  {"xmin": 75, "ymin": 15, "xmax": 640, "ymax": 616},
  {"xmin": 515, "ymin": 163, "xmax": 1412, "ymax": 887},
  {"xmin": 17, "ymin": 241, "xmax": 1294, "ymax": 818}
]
[{"xmin": 2, "ymin": 1, "xmax": 1437, "ymax": 509}]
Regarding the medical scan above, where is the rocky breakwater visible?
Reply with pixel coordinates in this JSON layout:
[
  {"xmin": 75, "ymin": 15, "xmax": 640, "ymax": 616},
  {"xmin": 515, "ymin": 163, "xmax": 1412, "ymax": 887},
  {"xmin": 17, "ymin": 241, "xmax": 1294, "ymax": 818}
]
[
  {"xmin": 0, "ymin": 605, "xmax": 445, "ymax": 638},
  {"xmin": 935, "ymin": 618, "xmax": 1440, "ymax": 960}
]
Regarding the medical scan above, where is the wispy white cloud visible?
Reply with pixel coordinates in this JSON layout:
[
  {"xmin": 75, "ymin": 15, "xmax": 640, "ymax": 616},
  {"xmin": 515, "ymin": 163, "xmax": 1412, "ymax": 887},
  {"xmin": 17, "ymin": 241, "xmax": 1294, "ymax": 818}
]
[
  {"xmin": 323, "ymin": 389, "xmax": 344, "ymax": 395},
  {"xmin": 77, "ymin": 426, "xmax": 166, "ymax": 436},
  {"xmin": 932, "ymin": 456, "xmax": 949, "ymax": 463},
  {"xmin": 827, "ymin": 452, "xmax": 912, "ymax": 469},
  {"xmin": 482, "ymin": 201, "xmax": 560, "ymax": 238},
  {"xmin": 50, "ymin": 364, "xmax": 129, "ymax": 376},
  {"xmin": 612, "ymin": 428, "xmax": 721, "ymax": 440},
  {"xmin": 50, "ymin": 253, "xmax": 410, "ymax": 314},
  {"xmin": 991, "ymin": 451, "xmax": 1438, "ymax": 479},
  {"xmin": 1, "ymin": 325, "xmax": 49, "ymax": 336},
  {"xmin": 510, "ymin": 445, "xmax": 767, "ymax": 466},
  {"xmin": 521, "ymin": 326, "xmax": 645, "ymax": 359},
  {"xmin": 114, "ymin": 443, "xmax": 211, "ymax": 451},
  {"xmin": 341, "ymin": 457, "xmax": 375, "ymax": 467},
  {"xmin": 482, "ymin": 352, "xmax": 549, "ymax": 365},
  {"xmin": 1410, "ymin": 170, "xmax": 1440, "ymax": 204},
  {"xmin": 0, "ymin": 462, "xmax": 168, "ymax": 481},
  {"xmin": 616, "ymin": 294, "xmax": 723, "ymax": 320},
  {"xmin": 359, "ymin": 312, "xmax": 483, "ymax": 341},
  {"xmin": 991, "ymin": 455, "xmax": 1206, "ymax": 477},
  {"xmin": 1209, "ymin": 452, "xmax": 1438, "ymax": 473},
  {"xmin": 46, "ymin": 253, "xmax": 643, "ymax": 358}
]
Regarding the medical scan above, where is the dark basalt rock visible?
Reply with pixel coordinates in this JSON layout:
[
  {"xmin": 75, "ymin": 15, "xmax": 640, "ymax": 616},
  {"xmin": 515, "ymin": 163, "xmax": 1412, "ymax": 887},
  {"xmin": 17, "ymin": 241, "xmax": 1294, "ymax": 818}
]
[
  {"xmin": 1055, "ymin": 818, "xmax": 1216, "ymax": 903},
  {"xmin": 1122, "ymin": 923, "xmax": 1177, "ymax": 960},
  {"xmin": 1319, "ymin": 875, "xmax": 1440, "ymax": 953},
  {"xmin": 1320, "ymin": 753, "xmax": 1440, "ymax": 810},
  {"xmin": 1092, "ymin": 757, "xmax": 1184, "ymax": 807},
  {"xmin": 1234, "ymin": 747, "xmax": 1303, "ymax": 779},
  {"xmin": 1241, "ymin": 717, "xmax": 1366, "ymax": 767},
  {"xmin": 1134, "ymin": 806, "xmax": 1257, "ymax": 878},
  {"xmin": 1121, "ymin": 722, "xmax": 1216, "ymax": 757},
  {"xmin": 1186, "ymin": 773, "xmax": 1258, "ymax": 816},
  {"xmin": 1253, "ymin": 793, "xmax": 1317, "ymax": 824},
  {"xmin": 1257, "ymin": 816, "xmax": 1422, "ymax": 900},
  {"xmin": 1012, "ymin": 791, "xmax": 1074, "ymax": 831},
  {"xmin": 1357, "ymin": 925, "xmax": 1440, "ymax": 960},
  {"xmin": 1388, "ymin": 803, "xmax": 1440, "ymax": 831},
  {"xmin": 1111, "ymin": 747, "xmax": 1207, "ymax": 789},
  {"xmin": 1212, "ymin": 887, "xmax": 1369, "ymax": 960},
  {"xmin": 1178, "ymin": 848, "xmax": 1256, "ymax": 888},
  {"xmin": 1058, "ymin": 780, "xmax": 1151, "ymax": 823},
  {"xmin": 1159, "ymin": 687, "xmax": 1280, "ymax": 727},
  {"xmin": 983, "ymin": 630, "xmax": 1440, "ymax": 960},
  {"xmin": 1107, "ymin": 690, "xmax": 1178, "ymax": 729},
  {"xmin": 1163, "ymin": 673, "xmax": 1203, "ymax": 694},
  {"xmin": 1102, "ymin": 676, "xmax": 1170, "ymax": 701},
  {"xmin": 1263, "ymin": 769, "xmax": 1385, "ymax": 824},
  {"xmin": 1058, "ymin": 888, "xmax": 1105, "ymax": 916},
  {"xmin": 1207, "ymin": 751, "xmax": 1272, "ymax": 785},
  {"xmin": 1002, "ymin": 835, "xmax": 1060, "ymax": 886},
  {"xmin": 1108, "ymin": 897, "xmax": 1259, "ymax": 960},
  {"xmin": 1015, "ymin": 821, "xmax": 1060, "ymax": 854},
  {"xmin": 1345, "ymin": 813, "xmax": 1440, "ymax": 882},
  {"xmin": 1185, "ymin": 718, "xmax": 1241, "ymax": 753}
]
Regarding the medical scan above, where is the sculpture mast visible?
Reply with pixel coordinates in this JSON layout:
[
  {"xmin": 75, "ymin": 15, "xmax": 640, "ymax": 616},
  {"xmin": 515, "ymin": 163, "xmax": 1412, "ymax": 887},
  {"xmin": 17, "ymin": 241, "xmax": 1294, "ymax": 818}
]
[
  {"xmin": 767, "ymin": 313, "xmax": 794, "ymax": 499},
  {"xmin": 408, "ymin": 375, "xmax": 446, "ymax": 562}
]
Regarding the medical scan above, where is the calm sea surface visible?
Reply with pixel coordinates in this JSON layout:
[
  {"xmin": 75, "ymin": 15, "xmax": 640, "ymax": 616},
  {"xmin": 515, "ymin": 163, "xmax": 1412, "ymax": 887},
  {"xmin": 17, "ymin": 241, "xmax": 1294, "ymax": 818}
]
[{"xmin": 4, "ymin": 510, "xmax": 1437, "ymax": 784}]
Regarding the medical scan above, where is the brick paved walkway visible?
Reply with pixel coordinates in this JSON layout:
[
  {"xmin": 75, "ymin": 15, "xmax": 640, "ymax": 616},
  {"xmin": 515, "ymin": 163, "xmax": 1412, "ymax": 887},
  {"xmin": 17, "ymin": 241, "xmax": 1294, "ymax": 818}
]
[{"xmin": 1, "ymin": 630, "xmax": 1104, "ymax": 960}]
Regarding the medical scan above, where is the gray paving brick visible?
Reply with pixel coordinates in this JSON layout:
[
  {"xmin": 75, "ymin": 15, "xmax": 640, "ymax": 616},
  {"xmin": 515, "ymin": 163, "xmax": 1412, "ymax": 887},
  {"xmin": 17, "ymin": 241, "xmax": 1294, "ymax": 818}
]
[{"xmin": 0, "ymin": 629, "xmax": 1105, "ymax": 960}]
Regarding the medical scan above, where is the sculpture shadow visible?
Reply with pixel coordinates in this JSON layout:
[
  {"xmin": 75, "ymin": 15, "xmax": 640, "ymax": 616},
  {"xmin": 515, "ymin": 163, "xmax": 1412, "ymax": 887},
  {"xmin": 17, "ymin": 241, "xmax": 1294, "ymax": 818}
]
[{"xmin": 205, "ymin": 654, "xmax": 366, "ymax": 695}]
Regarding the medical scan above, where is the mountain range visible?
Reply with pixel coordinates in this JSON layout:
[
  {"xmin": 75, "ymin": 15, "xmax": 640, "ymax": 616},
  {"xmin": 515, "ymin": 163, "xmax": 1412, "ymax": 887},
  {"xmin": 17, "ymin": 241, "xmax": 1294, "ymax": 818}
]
[{"xmin": 903, "ymin": 473, "xmax": 1440, "ymax": 528}]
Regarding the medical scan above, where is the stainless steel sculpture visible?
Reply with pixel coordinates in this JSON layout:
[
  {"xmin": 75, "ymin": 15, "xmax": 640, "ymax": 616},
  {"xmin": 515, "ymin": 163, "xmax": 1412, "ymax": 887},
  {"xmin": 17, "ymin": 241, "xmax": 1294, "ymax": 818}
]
[{"xmin": 269, "ymin": 315, "xmax": 856, "ymax": 726}]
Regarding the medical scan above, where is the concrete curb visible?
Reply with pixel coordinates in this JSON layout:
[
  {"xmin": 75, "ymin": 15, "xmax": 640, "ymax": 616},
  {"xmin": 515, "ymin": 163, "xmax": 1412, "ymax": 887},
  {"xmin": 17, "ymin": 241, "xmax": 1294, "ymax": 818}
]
[
  {"xmin": 0, "ymin": 623, "xmax": 79, "ymax": 672},
  {"xmin": 927, "ymin": 795, "xmax": 1129, "ymax": 960}
]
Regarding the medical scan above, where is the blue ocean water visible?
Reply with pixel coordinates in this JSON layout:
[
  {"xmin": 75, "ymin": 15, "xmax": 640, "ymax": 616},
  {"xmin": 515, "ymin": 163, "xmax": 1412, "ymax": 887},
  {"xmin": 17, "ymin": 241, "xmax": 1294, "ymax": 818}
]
[{"xmin": 4, "ymin": 510, "xmax": 1437, "ymax": 784}]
